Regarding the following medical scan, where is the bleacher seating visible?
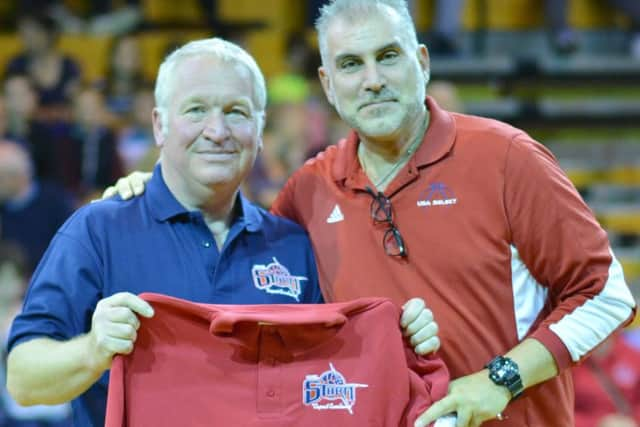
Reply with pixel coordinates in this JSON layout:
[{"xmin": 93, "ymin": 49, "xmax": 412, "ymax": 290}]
[{"xmin": 0, "ymin": 0, "xmax": 637, "ymax": 292}]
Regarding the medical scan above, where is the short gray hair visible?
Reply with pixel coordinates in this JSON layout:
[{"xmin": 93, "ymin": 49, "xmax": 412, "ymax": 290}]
[
  {"xmin": 154, "ymin": 37, "xmax": 267, "ymax": 134},
  {"xmin": 315, "ymin": 0, "xmax": 419, "ymax": 67}
]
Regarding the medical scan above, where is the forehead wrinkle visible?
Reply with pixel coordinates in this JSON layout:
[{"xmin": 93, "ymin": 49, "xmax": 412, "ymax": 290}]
[
  {"xmin": 174, "ymin": 67, "xmax": 255, "ymax": 110},
  {"xmin": 172, "ymin": 55, "xmax": 256, "ymax": 107},
  {"xmin": 327, "ymin": 13, "xmax": 406, "ymax": 61}
]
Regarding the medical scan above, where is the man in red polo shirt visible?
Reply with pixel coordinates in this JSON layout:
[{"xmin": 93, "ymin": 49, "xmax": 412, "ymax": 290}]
[{"xmin": 271, "ymin": 1, "xmax": 635, "ymax": 425}]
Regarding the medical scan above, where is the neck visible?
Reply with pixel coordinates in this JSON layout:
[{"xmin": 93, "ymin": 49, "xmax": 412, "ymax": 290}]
[
  {"xmin": 162, "ymin": 164, "xmax": 237, "ymax": 227},
  {"xmin": 359, "ymin": 108, "xmax": 429, "ymax": 162},
  {"xmin": 358, "ymin": 109, "xmax": 429, "ymax": 190}
]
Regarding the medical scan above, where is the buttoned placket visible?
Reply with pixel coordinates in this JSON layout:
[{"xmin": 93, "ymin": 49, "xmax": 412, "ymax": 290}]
[
  {"xmin": 256, "ymin": 325, "xmax": 283, "ymax": 415},
  {"xmin": 184, "ymin": 213, "xmax": 218, "ymax": 284}
]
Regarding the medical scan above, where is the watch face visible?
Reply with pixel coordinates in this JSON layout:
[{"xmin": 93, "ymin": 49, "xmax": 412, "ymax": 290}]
[
  {"xmin": 487, "ymin": 357, "xmax": 523, "ymax": 398},
  {"xmin": 497, "ymin": 362, "xmax": 516, "ymax": 378},
  {"xmin": 489, "ymin": 358, "xmax": 518, "ymax": 384}
]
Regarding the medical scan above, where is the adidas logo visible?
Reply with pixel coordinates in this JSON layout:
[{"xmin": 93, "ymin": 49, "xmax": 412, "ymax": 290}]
[{"xmin": 326, "ymin": 204, "xmax": 344, "ymax": 223}]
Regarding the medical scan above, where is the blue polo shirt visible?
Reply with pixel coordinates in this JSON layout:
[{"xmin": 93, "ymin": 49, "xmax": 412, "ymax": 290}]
[{"xmin": 8, "ymin": 165, "xmax": 323, "ymax": 427}]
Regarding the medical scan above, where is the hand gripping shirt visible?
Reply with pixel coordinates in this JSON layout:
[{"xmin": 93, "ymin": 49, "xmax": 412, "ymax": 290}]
[
  {"xmin": 105, "ymin": 293, "xmax": 450, "ymax": 427},
  {"xmin": 271, "ymin": 97, "xmax": 636, "ymax": 426},
  {"xmin": 8, "ymin": 164, "xmax": 323, "ymax": 427}
]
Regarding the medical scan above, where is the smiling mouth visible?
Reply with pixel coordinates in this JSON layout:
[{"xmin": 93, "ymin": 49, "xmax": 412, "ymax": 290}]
[
  {"xmin": 195, "ymin": 151, "xmax": 238, "ymax": 160},
  {"xmin": 359, "ymin": 100, "xmax": 397, "ymax": 110}
]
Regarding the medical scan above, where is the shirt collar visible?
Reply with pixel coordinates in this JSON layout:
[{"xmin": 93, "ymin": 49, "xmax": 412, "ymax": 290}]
[
  {"xmin": 147, "ymin": 164, "xmax": 263, "ymax": 232},
  {"xmin": 147, "ymin": 164, "xmax": 190, "ymax": 222},
  {"xmin": 331, "ymin": 96, "xmax": 457, "ymax": 183},
  {"xmin": 237, "ymin": 192, "xmax": 263, "ymax": 232}
]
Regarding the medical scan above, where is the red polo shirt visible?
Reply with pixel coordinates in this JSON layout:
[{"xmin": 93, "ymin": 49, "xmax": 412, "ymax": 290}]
[
  {"xmin": 105, "ymin": 293, "xmax": 449, "ymax": 426},
  {"xmin": 271, "ymin": 97, "xmax": 636, "ymax": 426}
]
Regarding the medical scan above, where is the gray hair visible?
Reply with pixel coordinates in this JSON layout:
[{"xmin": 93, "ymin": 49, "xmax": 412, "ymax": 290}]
[
  {"xmin": 154, "ymin": 37, "xmax": 267, "ymax": 134},
  {"xmin": 315, "ymin": 0, "xmax": 419, "ymax": 67}
]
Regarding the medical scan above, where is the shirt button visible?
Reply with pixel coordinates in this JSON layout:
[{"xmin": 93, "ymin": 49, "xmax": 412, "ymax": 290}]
[
  {"xmin": 202, "ymin": 241, "xmax": 211, "ymax": 248},
  {"xmin": 266, "ymin": 390, "xmax": 275, "ymax": 397}
]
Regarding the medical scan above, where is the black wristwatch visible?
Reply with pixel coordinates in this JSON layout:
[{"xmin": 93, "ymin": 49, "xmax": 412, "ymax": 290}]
[{"xmin": 485, "ymin": 356, "xmax": 523, "ymax": 399}]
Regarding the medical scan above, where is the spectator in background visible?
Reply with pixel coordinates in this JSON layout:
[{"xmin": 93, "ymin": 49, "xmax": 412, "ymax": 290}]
[
  {"xmin": 61, "ymin": 87, "xmax": 122, "ymax": 200},
  {"xmin": 573, "ymin": 332, "xmax": 640, "ymax": 427},
  {"xmin": 427, "ymin": 0, "xmax": 466, "ymax": 56},
  {"xmin": 2, "ymin": 74, "xmax": 67, "ymax": 184},
  {"xmin": 2, "ymin": 76, "xmax": 38, "ymax": 149},
  {"xmin": 0, "ymin": 141, "xmax": 74, "ymax": 274},
  {"xmin": 116, "ymin": 85, "xmax": 157, "ymax": 173},
  {"xmin": 0, "ymin": 96, "xmax": 5, "ymax": 137},
  {"xmin": 426, "ymin": 80, "xmax": 464, "ymax": 113},
  {"xmin": 103, "ymin": 34, "xmax": 146, "ymax": 123},
  {"xmin": 247, "ymin": 102, "xmax": 309, "ymax": 208},
  {"xmin": 45, "ymin": 0, "xmax": 141, "ymax": 36},
  {"xmin": 0, "ymin": 243, "xmax": 29, "ymax": 337},
  {"xmin": 0, "ymin": 241, "xmax": 72, "ymax": 427},
  {"xmin": 547, "ymin": 0, "xmax": 640, "ymax": 57},
  {"xmin": 246, "ymin": 32, "xmax": 330, "ymax": 207},
  {"xmin": 545, "ymin": 0, "xmax": 579, "ymax": 54},
  {"xmin": 4, "ymin": 12, "xmax": 81, "ymax": 114}
]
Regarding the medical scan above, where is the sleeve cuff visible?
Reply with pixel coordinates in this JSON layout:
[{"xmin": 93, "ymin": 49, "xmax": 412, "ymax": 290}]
[{"xmin": 529, "ymin": 328, "xmax": 573, "ymax": 371}]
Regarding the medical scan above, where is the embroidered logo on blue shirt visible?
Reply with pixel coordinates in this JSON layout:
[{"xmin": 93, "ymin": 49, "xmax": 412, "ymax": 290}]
[
  {"xmin": 417, "ymin": 182, "xmax": 457, "ymax": 208},
  {"xmin": 303, "ymin": 363, "xmax": 368, "ymax": 414},
  {"xmin": 251, "ymin": 257, "xmax": 307, "ymax": 301}
]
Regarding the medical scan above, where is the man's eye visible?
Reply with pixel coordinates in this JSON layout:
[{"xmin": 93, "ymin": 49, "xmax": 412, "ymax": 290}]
[
  {"xmin": 380, "ymin": 51, "xmax": 399, "ymax": 63},
  {"xmin": 187, "ymin": 106, "xmax": 206, "ymax": 114},
  {"xmin": 340, "ymin": 59, "xmax": 360, "ymax": 70},
  {"xmin": 228, "ymin": 108, "xmax": 248, "ymax": 117}
]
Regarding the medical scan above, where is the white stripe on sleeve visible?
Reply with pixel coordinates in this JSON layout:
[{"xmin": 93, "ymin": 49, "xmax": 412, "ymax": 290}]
[
  {"xmin": 549, "ymin": 249, "xmax": 635, "ymax": 362},
  {"xmin": 511, "ymin": 246, "xmax": 548, "ymax": 340}
]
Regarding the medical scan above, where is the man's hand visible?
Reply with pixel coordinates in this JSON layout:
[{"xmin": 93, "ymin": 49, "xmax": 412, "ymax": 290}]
[
  {"xmin": 401, "ymin": 298, "xmax": 440, "ymax": 355},
  {"xmin": 102, "ymin": 171, "xmax": 152, "ymax": 200},
  {"xmin": 415, "ymin": 370, "xmax": 510, "ymax": 427},
  {"xmin": 88, "ymin": 292, "xmax": 154, "ymax": 373}
]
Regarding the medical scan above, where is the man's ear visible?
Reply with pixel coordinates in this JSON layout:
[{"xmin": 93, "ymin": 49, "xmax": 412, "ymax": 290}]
[
  {"xmin": 318, "ymin": 67, "xmax": 335, "ymax": 106},
  {"xmin": 257, "ymin": 112, "xmax": 265, "ymax": 152},
  {"xmin": 152, "ymin": 108, "xmax": 165, "ymax": 147},
  {"xmin": 417, "ymin": 44, "xmax": 430, "ymax": 84}
]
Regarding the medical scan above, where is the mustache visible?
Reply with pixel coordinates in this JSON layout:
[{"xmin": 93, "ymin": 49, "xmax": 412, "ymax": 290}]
[
  {"xmin": 193, "ymin": 141, "xmax": 239, "ymax": 154},
  {"xmin": 358, "ymin": 91, "xmax": 398, "ymax": 110}
]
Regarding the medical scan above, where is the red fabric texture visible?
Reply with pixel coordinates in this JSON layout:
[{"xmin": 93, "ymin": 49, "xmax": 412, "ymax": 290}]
[
  {"xmin": 105, "ymin": 293, "xmax": 449, "ymax": 426},
  {"xmin": 270, "ymin": 97, "xmax": 636, "ymax": 426}
]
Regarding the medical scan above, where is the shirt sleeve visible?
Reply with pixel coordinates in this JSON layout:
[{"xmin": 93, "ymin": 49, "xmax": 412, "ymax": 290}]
[
  {"xmin": 270, "ymin": 173, "xmax": 302, "ymax": 225},
  {"xmin": 504, "ymin": 134, "xmax": 636, "ymax": 370},
  {"xmin": 7, "ymin": 226, "xmax": 104, "ymax": 352},
  {"xmin": 301, "ymin": 236, "xmax": 324, "ymax": 304}
]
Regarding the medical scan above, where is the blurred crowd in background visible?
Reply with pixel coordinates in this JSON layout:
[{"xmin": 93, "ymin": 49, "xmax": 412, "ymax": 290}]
[{"xmin": 0, "ymin": 0, "xmax": 639, "ymax": 426}]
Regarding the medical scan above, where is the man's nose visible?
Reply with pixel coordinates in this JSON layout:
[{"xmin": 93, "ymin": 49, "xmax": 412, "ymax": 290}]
[
  {"xmin": 202, "ymin": 112, "xmax": 230, "ymax": 142},
  {"xmin": 363, "ymin": 63, "xmax": 386, "ymax": 93}
]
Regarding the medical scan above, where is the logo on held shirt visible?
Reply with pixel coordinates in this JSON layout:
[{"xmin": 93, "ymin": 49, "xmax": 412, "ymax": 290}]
[
  {"xmin": 251, "ymin": 257, "xmax": 307, "ymax": 301},
  {"xmin": 303, "ymin": 363, "xmax": 368, "ymax": 414},
  {"xmin": 417, "ymin": 182, "xmax": 457, "ymax": 208}
]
